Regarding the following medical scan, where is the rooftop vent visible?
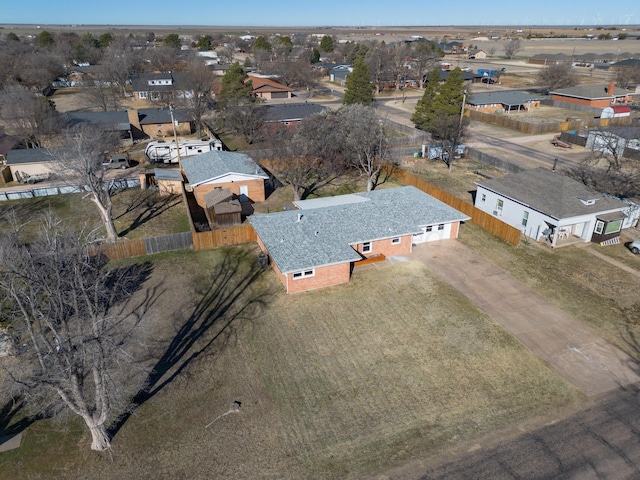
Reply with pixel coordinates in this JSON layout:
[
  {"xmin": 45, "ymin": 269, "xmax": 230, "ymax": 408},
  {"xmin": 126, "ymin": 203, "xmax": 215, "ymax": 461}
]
[{"xmin": 579, "ymin": 197, "xmax": 597, "ymax": 206}]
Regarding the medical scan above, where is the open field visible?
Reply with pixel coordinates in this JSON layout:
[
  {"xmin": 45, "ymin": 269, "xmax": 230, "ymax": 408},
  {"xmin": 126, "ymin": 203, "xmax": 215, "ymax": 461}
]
[{"xmin": 0, "ymin": 245, "xmax": 577, "ymax": 479}]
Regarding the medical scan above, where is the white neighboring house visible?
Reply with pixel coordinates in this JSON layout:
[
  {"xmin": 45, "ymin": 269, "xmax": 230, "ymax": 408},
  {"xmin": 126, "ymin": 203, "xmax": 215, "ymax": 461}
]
[
  {"xmin": 475, "ymin": 168, "xmax": 632, "ymax": 247},
  {"xmin": 585, "ymin": 126, "xmax": 640, "ymax": 158}
]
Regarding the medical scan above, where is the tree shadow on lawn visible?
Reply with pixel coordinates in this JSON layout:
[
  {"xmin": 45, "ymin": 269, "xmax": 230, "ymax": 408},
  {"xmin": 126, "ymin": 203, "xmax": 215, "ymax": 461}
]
[
  {"xmin": 114, "ymin": 190, "xmax": 183, "ymax": 238},
  {"xmin": 108, "ymin": 248, "xmax": 271, "ymax": 440}
]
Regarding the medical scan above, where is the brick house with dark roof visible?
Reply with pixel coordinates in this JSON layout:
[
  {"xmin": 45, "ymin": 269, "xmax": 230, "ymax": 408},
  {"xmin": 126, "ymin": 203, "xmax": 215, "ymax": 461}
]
[
  {"xmin": 550, "ymin": 82, "xmax": 635, "ymax": 110},
  {"xmin": 261, "ymin": 103, "xmax": 326, "ymax": 126}
]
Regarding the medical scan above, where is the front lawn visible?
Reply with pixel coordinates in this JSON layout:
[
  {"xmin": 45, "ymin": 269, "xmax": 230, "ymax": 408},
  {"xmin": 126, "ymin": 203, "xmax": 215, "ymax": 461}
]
[{"xmin": 0, "ymin": 246, "xmax": 576, "ymax": 479}]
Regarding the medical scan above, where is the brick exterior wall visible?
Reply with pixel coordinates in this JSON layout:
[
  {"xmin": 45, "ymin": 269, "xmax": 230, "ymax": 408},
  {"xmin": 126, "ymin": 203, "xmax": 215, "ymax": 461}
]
[
  {"xmin": 551, "ymin": 94, "xmax": 634, "ymax": 109},
  {"xmin": 285, "ymin": 263, "xmax": 351, "ymax": 294},
  {"xmin": 141, "ymin": 122, "xmax": 191, "ymax": 138},
  {"xmin": 193, "ymin": 179, "xmax": 266, "ymax": 208},
  {"xmin": 353, "ymin": 235, "xmax": 413, "ymax": 257}
]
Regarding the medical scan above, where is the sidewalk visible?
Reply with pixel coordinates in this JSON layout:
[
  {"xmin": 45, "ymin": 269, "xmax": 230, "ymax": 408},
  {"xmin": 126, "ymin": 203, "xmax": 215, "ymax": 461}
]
[{"xmin": 411, "ymin": 240, "xmax": 640, "ymax": 397}]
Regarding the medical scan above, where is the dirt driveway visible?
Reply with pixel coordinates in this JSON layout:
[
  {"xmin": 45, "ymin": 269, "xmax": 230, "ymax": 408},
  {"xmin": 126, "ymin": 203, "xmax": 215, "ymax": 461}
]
[{"xmin": 410, "ymin": 240, "xmax": 640, "ymax": 397}]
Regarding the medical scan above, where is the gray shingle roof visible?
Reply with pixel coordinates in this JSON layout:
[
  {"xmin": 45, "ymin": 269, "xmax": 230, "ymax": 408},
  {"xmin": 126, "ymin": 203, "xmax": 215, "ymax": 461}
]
[
  {"xmin": 476, "ymin": 168, "xmax": 627, "ymax": 219},
  {"xmin": 181, "ymin": 151, "xmax": 268, "ymax": 186},
  {"xmin": 249, "ymin": 186, "xmax": 470, "ymax": 273},
  {"xmin": 7, "ymin": 148, "xmax": 58, "ymax": 165},
  {"xmin": 63, "ymin": 111, "xmax": 131, "ymax": 131},
  {"xmin": 468, "ymin": 90, "xmax": 544, "ymax": 107},
  {"xmin": 550, "ymin": 83, "xmax": 627, "ymax": 100},
  {"xmin": 138, "ymin": 108, "xmax": 191, "ymax": 125},
  {"xmin": 154, "ymin": 168, "xmax": 183, "ymax": 181}
]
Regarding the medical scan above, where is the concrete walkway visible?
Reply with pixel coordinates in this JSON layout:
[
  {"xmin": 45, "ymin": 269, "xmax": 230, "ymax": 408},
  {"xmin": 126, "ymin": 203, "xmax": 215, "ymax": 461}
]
[{"xmin": 411, "ymin": 240, "xmax": 640, "ymax": 397}]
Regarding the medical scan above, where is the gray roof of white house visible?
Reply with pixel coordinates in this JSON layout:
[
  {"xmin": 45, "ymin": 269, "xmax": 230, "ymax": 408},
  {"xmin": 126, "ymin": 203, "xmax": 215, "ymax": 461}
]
[
  {"xmin": 468, "ymin": 90, "xmax": 544, "ymax": 107},
  {"xmin": 476, "ymin": 168, "xmax": 627, "ymax": 220},
  {"xmin": 250, "ymin": 186, "xmax": 470, "ymax": 273},
  {"xmin": 7, "ymin": 148, "xmax": 59, "ymax": 165},
  {"xmin": 181, "ymin": 151, "xmax": 268, "ymax": 186}
]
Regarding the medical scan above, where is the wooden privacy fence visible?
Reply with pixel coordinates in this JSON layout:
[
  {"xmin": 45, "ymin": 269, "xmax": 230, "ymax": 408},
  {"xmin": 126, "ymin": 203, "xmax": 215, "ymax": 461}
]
[
  {"xmin": 192, "ymin": 225, "xmax": 257, "ymax": 250},
  {"xmin": 467, "ymin": 110, "xmax": 633, "ymax": 135},
  {"xmin": 387, "ymin": 164, "xmax": 521, "ymax": 246}
]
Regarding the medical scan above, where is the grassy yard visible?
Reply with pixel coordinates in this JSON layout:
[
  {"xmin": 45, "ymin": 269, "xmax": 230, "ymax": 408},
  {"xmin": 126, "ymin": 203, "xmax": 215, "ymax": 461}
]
[
  {"xmin": 458, "ymin": 223, "xmax": 640, "ymax": 357},
  {"xmin": 0, "ymin": 246, "xmax": 576, "ymax": 479},
  {"xmin": 0, "ymin": 188, "xmax": 189, "ymax": 241}
]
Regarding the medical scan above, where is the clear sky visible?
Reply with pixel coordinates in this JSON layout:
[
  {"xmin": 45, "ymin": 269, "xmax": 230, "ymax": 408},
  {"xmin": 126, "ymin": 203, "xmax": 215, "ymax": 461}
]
[{"xmin": 2, "ymin": 0, "xmax": 639, "ymax": 27}]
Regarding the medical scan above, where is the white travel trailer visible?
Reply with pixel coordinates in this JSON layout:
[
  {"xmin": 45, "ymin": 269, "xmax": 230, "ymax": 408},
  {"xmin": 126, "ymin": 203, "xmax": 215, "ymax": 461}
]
[{"xmin": 145, "ymin": 138, "xmax": 223, "ymax": 164}]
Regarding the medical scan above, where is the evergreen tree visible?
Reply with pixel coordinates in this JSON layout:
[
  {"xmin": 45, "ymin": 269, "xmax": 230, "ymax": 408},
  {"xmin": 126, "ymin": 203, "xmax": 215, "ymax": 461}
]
[
  {"xmin": 197, "ymin": 35, "xmax": 213, "ymax": 50},
  {"xmin": 343, "ymin": 57, "xmax": 374, "ymax": 106},
  {"xmin": 36, "ymin": 30, "xmax": 54, "ymax": 47},
  {"xmin": 320, "ymin": 35, "xmax": 334, "ymax": 53},
  {"xmin": 411, "ymin": 69, "xmax": 441, "ymax": 129},
  {"xmin": 163, "ymin": 33, "xmax": 182, "ymax": 49},
  {"xmin": 311, "ymin": 48, "xmax": 320, "ymax": 63},
  {"xmin": 253, "ymin": 36, "xmax": 272, "ymax": 53},
  {"xmin": 218, "ymin": 62, "xmax": 252, "ymax": 106},
  {"xmin": 412, "ymin": 68, "xmax": 467, "ymax": 171}
]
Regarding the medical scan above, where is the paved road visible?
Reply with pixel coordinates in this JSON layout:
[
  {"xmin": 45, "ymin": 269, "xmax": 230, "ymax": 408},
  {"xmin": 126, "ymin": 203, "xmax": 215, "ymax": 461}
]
[
  {"xmin": 419, "ymin": 385, "xmax": 640, "ymax": 480},
  {"xmin": 411, "ymin": 241, "xmax": 640, "ymax": 397}
]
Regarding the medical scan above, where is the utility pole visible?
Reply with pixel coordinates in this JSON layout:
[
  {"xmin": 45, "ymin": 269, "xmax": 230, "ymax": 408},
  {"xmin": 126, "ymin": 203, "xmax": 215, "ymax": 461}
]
[{"xmin": 169, "ymin": 105, "xmax": 182, "ymax": 169}]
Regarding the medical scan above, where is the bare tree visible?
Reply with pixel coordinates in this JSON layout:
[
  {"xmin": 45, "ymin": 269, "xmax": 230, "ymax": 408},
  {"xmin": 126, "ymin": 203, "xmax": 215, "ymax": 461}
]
[
  {"xmin": 537, "ymin": 62, "xmax": 578, "ymax": 91},
  {"xmin": 180, "ymin": 58, "xmax": 215, "ymax": 138},
  {"xmin": 503, "ymin": 38, "xmax": 523, "ymax": 59},
  {"xmin": 408, "ymin": 41, "xmax": 443, "ymax": 88},
  {"xmin": 0, "ymin": 85, "xmax": 59, "ymax": 148},
  {"xmin": 0, "ymin": 217, "xmax": 149, "ymax": 451},
  {"xmin": 50, "ymin": 125, "xmax": 123, "ymax": 242},
  {"xmin": 217, "ymin": 101, "xmax": 265, "ymax": 144},
  {"xmin": 216, "ymin": 46, "xmax": 235, "ymax": 64},
  {"xmin": 338, "ymin": 105, "xmax": 389, "ymax": 191},
  {"xmin": 262, "ymin": 110, "xmax": 347, "ymax": 201}
]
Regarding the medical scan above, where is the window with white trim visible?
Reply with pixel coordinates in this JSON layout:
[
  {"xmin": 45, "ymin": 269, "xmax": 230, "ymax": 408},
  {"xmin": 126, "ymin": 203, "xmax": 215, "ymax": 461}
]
[
  {"xmin": 438, "ymin": 224, "xmax": 444, "ymax": 230},
  {"xmin": 391, "ymin": 237, "xmax": 401, "ymax": 245},
  {"xmin": 594, "ymin": 220, "xmax": 604, "ymax": 235},
  {"xmin": 139, "ymin": 91, "xmax": 148, "ymax": 99},
  {"xmin": 292, "ymin": 269, "xmax": 315, "ymax": 280},
  {"xmin": 522, "ymin": 211, "xmax": 529, "ymax": 227},
  {"xmin": 604, "ymin": 220, "xmax": 622, "ymax": 234},
  {"xmin": 362, "ymin": 242, "xmax": 372, "ymax": 253},
  {"xmin": 481, "ymin": 193, "xmax": 486, "ymax": 202},
  {"xmin": 425, "ymin": 226, "xmax": 433, "ymax": 232}
]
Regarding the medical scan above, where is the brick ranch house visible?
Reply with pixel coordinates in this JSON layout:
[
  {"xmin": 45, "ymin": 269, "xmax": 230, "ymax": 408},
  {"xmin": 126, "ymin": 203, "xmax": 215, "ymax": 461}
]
[
  {"xmin": 467, "ymin": 91, "xmax": 544, "ymax": 113},
  {"xmin": 250, "ymin": 186, "xmax": 470, "ymax": 294},
  {"xmin": 550, "ymin": 82, "xmax": 635, "ymax": 110}
]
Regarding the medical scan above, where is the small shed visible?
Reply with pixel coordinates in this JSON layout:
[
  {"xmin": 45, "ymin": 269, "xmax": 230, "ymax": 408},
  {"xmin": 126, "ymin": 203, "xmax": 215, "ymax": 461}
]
[
  {"xmin": 154, "ymin": 168, "xmax": 183, "ymax": 196},
  {"xmin": 204, "ymin": 188, "xmax": 242, "ymax": 228},
  {"xmin": 601, "ymin": 105, "xmax": 631, "ymax": 119}
]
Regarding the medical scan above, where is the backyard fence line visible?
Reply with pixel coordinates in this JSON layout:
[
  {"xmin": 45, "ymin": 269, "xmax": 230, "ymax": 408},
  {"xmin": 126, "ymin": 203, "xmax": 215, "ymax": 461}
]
[
  {"xmin": 467, "ymin": 110, "xmax": 633, "ymax": 135},
  {"xmin": 466, "ymin": 147, "xmax": 525, "ymax": 174},
  {"xmin": 0, "ymin": 178, "xmax": 141, "ymax": 202}
]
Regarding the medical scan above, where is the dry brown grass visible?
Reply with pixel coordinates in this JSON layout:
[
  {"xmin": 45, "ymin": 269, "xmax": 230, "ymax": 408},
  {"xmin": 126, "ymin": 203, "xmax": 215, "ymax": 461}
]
[{"xmin": 0, "ymin": 246, "xmax": 576, "ymax": 479}]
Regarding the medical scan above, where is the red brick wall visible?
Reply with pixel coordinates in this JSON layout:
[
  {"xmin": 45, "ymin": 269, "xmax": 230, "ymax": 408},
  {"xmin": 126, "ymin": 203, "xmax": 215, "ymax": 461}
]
[
  {"xmin": 193, "ymin": 179, "xmax": 266, "ymax": 208},
  {"xmin": 286, "ymin": 262, "xmax": 351, "ymax": 294},
  {"xmin": 353, "ymin": 235, "xmax": 412, "ymax": 257}
]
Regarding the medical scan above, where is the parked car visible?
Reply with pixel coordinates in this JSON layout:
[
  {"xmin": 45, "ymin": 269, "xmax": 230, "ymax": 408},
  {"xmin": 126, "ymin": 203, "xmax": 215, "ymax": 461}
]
[
  {"xmin": 627, "ymin": 240, "xmax": 640, "ymax": 254},
  {"xmin": 102, "ymin": 155, "xmax": 131, "ymax": 169}
]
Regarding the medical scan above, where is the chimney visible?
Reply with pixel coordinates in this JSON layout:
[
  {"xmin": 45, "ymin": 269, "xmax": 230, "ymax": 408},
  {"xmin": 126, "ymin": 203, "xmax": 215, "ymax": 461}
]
[
  {"xmin": 127, "ymin": 109, "xmax": 142, "ymax": 132},
  {"xmin": 607, "ymin": 82, "xmax": 615, "ymax": 97}
]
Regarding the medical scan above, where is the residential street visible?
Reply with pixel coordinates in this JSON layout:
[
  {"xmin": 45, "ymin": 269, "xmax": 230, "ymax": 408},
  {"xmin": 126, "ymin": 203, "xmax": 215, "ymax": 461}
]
[{"xmin": 417, "ymin": 385, "xmax": 640, "ymax": 480}]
